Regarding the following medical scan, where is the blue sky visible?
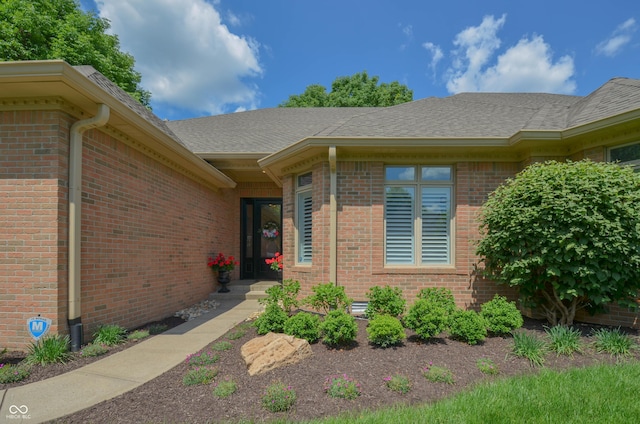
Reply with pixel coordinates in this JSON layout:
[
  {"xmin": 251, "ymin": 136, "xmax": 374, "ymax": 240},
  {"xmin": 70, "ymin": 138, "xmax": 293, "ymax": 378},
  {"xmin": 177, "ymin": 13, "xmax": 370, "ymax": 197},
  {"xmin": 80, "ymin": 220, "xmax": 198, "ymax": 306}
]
[{"xmin": 80, "ymin": 1, "xmax": 640, "ymax": 121}]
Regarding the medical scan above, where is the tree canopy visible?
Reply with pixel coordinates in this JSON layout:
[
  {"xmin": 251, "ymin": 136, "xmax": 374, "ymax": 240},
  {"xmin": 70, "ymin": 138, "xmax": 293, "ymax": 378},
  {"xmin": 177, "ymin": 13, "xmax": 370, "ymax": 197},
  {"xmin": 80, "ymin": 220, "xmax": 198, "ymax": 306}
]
[
  {"xmin": 476, "ymin": 160, "xmax": 640, "ymax": 325},
  {"xmin": 279, "ymin": 71, "xmax": 413, "ymax": 107},
  {"xmin": 0, "ymin": 0, "xmax": 150, "ymax": 107}
]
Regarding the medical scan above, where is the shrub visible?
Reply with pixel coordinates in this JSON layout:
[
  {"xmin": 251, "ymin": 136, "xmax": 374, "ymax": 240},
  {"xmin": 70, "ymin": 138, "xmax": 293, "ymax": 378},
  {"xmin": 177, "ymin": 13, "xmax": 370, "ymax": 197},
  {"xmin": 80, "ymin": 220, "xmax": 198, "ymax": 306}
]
[
  {"xmin": 26, "ymin": 335, "xmax": 71, "ymax": 365},
  {"xmin": 417, "ymin": 287, "xmax": 457, "ymax": 316},
  {"xmin": 127, "ymin": 329, "xmax": 149, "ymax": 341},
  {"xmin": 213, "ymin": 377, "xmax": 238, "ymax": 398},
  {"xmin": 511, "ymin": 331, "xmax": 546, "ymax": 366},
  {"xmin": 284, "ymin": 312, "xmax": 321, "ymax": 343},
  {"xmin": 262, "ymin": 382, "xmax": 297, "ymax": 412},
  {"xmin": 592, "ymin": 327, "xmax": 637, "ymax": 358},
  {"xmin": 303, "ymin": 282, "xmax": 353, "ymax": 314},
  {"xmin": 448, "ymin": 309, "xmax": 487, "ymax": 345},
  {"xmin": 93, "ymin": 324, "xmax": 127, "ymax": 346},
  {"xmin": 79, "ymin": 343, "xmax": 109, "ymax": 358},
  {"xmin": 476, "ymin": 357, "xmax": 499, "ymax": 375},
  {"xmin": 254, "ymin": 304, "xmax": 288, "ymax": 335},
  {"xmin": 0, "ymin": 363, "xmax": 31, "ymax": 383},
  {"xmin": 319, "ymin": 310, "xmax": 358, "ymax": 347},
  {"xmin": 182, "ymin": 367, "xmax": 217, "ymax": 386},
  {"xmin": 259, "ymin": 279, "xmax": 301, "ymax": 315},
  {"xmin": 545, "ymin": 325, "xmax": 583, "ymax": 356},
  {"xmin": 404, "ymin": 299, "xmax": 448, "ymax": 340},
  {"xmin": 477, "ymin": 160, "xmax": 640, "ymax": 326},
  {"xmin": 383, "ymin": 374, "xmax": 411, "ymax": 394},
  {"xmin": 480, "ymin": 295, "xmax": 524, "ymax": 335},
  {"xmin": 186, "ymin": 350, "xmax": 219, "ymax": 367},
  {"xmin": 366, "ymin": 314, "xmax": 406, "ymax": 347},
  {"xmin": 211, "ymin": 341, "xmax": 233, "ymax": 351},
  {"xmin": 324, "ymin": 374, "xmax": 361, "ymax": 399},
  {"xmin": 422, "ymin": 362, "xmax": 454, "ymax": 384},
  {"xmin": 365, "ymin": 285, "xmax": 406, "ymax": 318}
]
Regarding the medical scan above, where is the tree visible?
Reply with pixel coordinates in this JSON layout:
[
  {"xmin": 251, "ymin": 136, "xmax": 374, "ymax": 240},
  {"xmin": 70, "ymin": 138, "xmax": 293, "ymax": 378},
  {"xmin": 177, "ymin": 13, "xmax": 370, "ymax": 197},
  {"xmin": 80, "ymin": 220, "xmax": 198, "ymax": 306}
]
[
  {"xmin": 476, "ymin": 160, "xmax": 640, "ymax": 326},
  {"xmin": 280, "ymin": 71, "xmax": 413, "ymax": 107},
  {"xmin": 0, "ymin": 0, "xmax": 150, "ymax": 107}
]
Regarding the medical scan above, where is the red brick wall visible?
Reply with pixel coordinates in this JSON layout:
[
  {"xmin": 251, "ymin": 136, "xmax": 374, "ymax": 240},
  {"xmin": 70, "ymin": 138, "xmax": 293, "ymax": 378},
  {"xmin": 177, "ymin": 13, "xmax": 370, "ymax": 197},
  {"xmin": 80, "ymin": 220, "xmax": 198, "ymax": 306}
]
[
  {"xmin": 0, "ymin": 109, "xmax": 240, "ymax": 349},
  {"xmin": 1, "ymin": 110, "xmax": 70, "ymax": 349},
  {"xmin": 78, "ymin": 128, "xmax": 237, "ymax": 338},
  {"xmin": 283, "ymin": 160, "xmax": 521, "ymax": 310}
]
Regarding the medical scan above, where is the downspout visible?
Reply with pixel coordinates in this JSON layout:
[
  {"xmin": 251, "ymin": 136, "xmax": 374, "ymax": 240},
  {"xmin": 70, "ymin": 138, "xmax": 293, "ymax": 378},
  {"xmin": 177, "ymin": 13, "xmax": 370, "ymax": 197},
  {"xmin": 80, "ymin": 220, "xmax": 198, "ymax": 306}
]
[
  {"xmin": 68, "ymin": 104, "xmax": 110, "ymax": 351},
  {"xmin": 328, "ymin": 146, "xmax": 337, "ymax": 284}
]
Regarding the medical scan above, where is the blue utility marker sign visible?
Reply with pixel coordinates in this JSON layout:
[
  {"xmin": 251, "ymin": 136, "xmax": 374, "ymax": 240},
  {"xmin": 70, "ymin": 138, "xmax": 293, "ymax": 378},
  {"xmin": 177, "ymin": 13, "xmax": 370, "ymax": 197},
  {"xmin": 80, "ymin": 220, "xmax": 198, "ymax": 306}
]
[{"xmin": 27, "ymin": 316, "xmax": 52, "ymax": 340}]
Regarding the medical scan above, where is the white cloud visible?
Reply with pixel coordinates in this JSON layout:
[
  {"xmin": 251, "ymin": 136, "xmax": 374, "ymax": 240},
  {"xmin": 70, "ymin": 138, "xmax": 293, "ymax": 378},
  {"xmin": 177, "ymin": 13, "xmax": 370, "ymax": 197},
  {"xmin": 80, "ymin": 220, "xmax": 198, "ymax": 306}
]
[
  {"xmin": 399, "ymin": 24, "xmax": 413, "ymax": 51},
  {"xmin": 422, "ymin": 42, "xmax": 443, "ymax": 78},
  {"xmin": 96, "ymin": 0, "xmax": 262, "ymax": 116},
  {"xmin": 595, "ymin": 18, "xmax": 637, "ymax": 57},
  {"xmin": 444, "ymin": 14, "xmax": 575, "ymax": 94}
]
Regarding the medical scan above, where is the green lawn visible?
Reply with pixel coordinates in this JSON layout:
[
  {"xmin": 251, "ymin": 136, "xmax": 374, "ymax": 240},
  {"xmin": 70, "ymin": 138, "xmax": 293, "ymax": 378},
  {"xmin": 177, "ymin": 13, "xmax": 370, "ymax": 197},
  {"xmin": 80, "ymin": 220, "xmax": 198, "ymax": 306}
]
[{"xmin": 302, "ymin": 362, "xmax": 640, "ymax": 424}]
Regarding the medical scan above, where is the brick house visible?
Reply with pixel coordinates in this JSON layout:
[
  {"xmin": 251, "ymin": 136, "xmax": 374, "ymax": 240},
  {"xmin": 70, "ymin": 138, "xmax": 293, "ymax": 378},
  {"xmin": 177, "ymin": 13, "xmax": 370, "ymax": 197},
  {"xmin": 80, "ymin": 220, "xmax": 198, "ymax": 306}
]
[{"xmin": 1, "ymin": 60, "xmax": 639, "ymax": 349}]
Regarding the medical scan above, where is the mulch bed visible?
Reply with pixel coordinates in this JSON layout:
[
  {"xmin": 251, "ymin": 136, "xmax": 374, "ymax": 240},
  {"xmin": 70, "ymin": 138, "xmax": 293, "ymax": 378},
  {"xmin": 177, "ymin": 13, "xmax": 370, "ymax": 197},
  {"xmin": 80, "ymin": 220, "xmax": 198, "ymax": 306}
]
[{"xmin": 37, "ymin": 316, "xmax": 639, "ymax": 424}]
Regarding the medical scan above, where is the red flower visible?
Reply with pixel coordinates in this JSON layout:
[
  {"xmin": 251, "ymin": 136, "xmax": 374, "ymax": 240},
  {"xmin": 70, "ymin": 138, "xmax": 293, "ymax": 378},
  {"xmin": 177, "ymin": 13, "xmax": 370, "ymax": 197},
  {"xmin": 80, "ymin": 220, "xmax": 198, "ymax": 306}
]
[
  {"xmin": 208, "ymin": 253, "xmax": 238, "ymax": 271},
  {"xmin": 265, "ymin": 252, "xmax": 283, "ymax": 271}
]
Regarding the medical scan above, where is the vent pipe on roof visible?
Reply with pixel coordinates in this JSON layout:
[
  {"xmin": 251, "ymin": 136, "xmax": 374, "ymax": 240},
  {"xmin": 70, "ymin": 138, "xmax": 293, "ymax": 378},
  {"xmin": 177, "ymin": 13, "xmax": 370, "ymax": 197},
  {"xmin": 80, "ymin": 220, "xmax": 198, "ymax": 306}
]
[{"xmin": 68, "ymin": 104, "xmax": 110, "ymax": 351}]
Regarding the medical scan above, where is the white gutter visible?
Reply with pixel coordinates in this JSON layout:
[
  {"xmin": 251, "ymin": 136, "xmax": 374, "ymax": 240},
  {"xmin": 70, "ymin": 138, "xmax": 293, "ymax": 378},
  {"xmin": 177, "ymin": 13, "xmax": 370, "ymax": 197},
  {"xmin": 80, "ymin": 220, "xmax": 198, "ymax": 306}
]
[
  {"xmin": 68, "ymin": 104, "xmax": 110, "ymax": 351},
  {"xmin": 329, "ymin": 146, "xmax": 337, "ymax": 284}
]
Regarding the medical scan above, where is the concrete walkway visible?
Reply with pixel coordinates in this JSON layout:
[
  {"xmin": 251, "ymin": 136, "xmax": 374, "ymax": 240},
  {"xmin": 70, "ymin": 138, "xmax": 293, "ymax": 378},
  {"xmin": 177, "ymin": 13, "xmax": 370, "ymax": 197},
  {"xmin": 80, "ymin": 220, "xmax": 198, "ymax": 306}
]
[{"xmin": 0, "ymin": 296, "xmax": 262, "ymax": 423}]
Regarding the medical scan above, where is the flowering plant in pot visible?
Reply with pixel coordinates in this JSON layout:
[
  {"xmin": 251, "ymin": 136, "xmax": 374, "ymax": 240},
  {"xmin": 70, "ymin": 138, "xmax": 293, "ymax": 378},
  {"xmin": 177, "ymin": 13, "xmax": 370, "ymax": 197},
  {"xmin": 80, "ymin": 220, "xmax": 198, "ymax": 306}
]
[
  {"xmin": 208, "ymin": 253, "xmax": 238, "ymax": 272},
  {"xmin": 208, "ymin": 253, "xmax": 238, "ymax": 293}
]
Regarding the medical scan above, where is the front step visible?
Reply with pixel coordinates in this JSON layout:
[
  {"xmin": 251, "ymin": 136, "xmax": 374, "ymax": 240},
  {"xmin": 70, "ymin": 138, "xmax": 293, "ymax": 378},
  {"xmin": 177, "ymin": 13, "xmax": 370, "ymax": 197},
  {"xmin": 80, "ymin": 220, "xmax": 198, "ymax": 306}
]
[{"xmin": 208, "ymin": 279, "xmax": 280, "ymax": 301}]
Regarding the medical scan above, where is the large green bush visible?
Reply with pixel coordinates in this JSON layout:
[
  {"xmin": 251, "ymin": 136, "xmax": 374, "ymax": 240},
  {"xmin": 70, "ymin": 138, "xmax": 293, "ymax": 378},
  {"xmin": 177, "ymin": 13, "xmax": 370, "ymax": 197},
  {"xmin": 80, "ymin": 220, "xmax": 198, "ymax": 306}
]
[
  {"xmin": 477, "ymin": 160, "xmax": 640, "ymax": 325},
  {"xmin": 417, "ymin": 287, "xmax": 457, "ymax": 316},
  {"xmin": 259, "ymin": 279, "xmax": 301, "ymax": 315},
  {"xmin": 404, "ymin": 299, "xmax": 448, "ymax": 340},
  {"xmin": 365, "ymin": 285, "xmax": 406, "ymax": 318},
  {"xmin": 284, "ymin": 312, "xmax": 321, "ymax": 343},
  {"xmin": 303, "ymin": 283, "xmax": 353, "ymax": 314},
  {"xmin": 366, "ymin": 314, "xmax": 406, "ymax": 347},
  {"xmin": 319, "ymin": 310, "xmax": 358, "ymax": 346},
  {"xmin": 480, "ymin": 295, "xmax": 524, "ymax": 335},
  {"xmin": 448, "ymin": 310, "xmax": 487, "ymax": 345},
  {"xmin": 255, "ymin": 304, "xmax": 288, "ymax": 335}
]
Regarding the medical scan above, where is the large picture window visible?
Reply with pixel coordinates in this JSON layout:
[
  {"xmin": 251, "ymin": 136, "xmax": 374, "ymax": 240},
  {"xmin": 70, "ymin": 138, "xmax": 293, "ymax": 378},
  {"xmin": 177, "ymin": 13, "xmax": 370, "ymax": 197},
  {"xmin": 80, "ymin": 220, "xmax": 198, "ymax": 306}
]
[
  {"xmin": 296, "ymin": 172, "xmax": 313, "ymax": 264},
  {"xmin": 384, "ymin": 166, "xmax": 453, "ymax": 265}
]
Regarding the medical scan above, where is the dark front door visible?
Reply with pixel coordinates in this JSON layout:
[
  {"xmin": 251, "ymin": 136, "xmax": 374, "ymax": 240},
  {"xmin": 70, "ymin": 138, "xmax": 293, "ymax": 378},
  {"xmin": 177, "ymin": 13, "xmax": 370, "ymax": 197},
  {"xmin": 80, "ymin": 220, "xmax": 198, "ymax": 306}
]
[{"xmin": 241, "ymin": 198, "xmax": 282, "ymax": 280}]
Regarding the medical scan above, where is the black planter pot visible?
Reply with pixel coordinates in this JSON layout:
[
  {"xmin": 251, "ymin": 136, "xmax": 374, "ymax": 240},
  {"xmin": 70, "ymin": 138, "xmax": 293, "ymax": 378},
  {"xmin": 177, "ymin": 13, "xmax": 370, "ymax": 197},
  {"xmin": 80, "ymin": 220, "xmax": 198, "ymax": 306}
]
[{"xmin": 217, "ymin": 270, "xmax": 231, "ymax": 293}]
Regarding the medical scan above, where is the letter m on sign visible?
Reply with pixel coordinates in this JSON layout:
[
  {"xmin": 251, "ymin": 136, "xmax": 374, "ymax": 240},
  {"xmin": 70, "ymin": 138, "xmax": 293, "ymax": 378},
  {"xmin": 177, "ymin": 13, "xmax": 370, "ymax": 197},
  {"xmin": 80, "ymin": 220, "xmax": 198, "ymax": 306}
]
[{"xmin": 27, "ymin": 317, "xmax": 52, "ymax": 340}]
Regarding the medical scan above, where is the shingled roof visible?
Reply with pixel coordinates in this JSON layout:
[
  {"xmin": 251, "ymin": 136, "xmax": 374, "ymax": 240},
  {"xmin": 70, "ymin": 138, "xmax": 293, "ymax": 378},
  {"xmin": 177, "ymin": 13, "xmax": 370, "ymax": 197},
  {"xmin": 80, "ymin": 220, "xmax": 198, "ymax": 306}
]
[{"xmin": 167, "ymin": 77, "xmax": 640, "ymax": 155}]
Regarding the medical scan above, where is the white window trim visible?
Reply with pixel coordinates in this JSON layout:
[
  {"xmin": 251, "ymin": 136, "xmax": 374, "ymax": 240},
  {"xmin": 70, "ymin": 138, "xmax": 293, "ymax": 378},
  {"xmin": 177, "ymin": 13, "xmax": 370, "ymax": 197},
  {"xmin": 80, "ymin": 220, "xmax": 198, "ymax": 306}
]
[{"xmin": 384, "ymin": 165, "xmax": 454, "ymax": 267}]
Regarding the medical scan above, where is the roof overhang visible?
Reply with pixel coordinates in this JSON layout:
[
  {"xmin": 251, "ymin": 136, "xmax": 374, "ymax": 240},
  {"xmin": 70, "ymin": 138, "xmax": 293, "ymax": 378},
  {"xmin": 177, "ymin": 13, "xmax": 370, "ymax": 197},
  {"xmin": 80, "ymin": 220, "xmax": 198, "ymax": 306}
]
[{"xmin": 0, "ymin": 60, "xmax": 236, "ymax": 189}]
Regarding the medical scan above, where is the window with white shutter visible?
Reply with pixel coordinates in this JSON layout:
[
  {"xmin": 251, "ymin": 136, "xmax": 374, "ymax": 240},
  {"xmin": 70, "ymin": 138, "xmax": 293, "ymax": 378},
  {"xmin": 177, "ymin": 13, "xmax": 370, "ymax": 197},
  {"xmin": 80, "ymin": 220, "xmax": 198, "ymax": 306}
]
[
  {"xmin": 296, "ymin": 173, "xmax": 313, "ymax": 264},
  {"xmin": 384, "ymin": 166, "xmax": 453, "ymax": 266}
]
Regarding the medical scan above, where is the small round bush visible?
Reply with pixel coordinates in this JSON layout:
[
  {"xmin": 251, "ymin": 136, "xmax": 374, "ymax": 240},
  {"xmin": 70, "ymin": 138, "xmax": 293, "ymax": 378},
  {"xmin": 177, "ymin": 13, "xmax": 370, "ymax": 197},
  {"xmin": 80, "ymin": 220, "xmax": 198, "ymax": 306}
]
[
  {"xmin": 366, "ymin": 314, "xmax": 406, "ymax": 347},
  {"xmin": 284, "ymin": 312, "xmax": 321, "ymax": 343},
  {"xmin": 417, "ymin": 287, "xmax": 457, "ymax": 316},
  {"xmin": 365, "ymin": 285, "xmax": 406, "ymax": 318},
  {"xmin": 319, "ymin": 310, "xmax": 358, "ymax": 346},
  {"xmin": 480, "ymin": 295, "xmax": 524, "ymax": 335},
  {"xmin": 255, "ymin": 304, "xmax": 288, "ymax": 335},
  {"xmin": 404, "ymin": 299, "xmax": 448, "ymax": 340},
  {"xmin": 448, "ymin": 309, "xmax": 487, "ymax": 345},
  {"xmin": 93, "ymin": 324, "xmax": 127, "ymax": 346},
  {"xmin": 26, "ymin": 334, "xmax": 71, "ymax": 365}
]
